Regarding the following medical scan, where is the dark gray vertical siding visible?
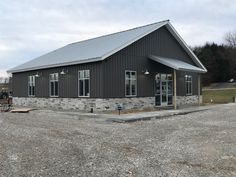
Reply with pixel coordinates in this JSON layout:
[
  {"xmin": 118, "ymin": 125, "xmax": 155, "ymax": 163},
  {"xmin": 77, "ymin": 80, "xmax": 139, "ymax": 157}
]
[
  {"xmin": 176, "ymin": 71, "xmax": 200, "ymax": 96},
  {"xmin": 103, "ymin": 26, "xmax": 199, "ymax": 98},
  {"xmin": 12, "ymin": 62, "xmax": 103, "ymax": 98},
  {"xmin": 102, "ymin": 56, "xmax": 172, "ymax": 98},
  {"xmin": 12, "ymin": 73, "xmax": 28, "ymax": 97}
]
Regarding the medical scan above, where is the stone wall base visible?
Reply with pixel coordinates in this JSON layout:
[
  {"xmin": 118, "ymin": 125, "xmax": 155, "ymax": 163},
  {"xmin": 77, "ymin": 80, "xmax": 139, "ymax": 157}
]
[
  {"xmin": 176, "ymin": 95, "xmax": 202, "ymax": 107},
  {"xmin": 13, "ymin": 97, "xmax": 155, "ymax": 112},
  {"xmin": 13, "ymin": 95, "xmax": 202, "ymax": 112}
]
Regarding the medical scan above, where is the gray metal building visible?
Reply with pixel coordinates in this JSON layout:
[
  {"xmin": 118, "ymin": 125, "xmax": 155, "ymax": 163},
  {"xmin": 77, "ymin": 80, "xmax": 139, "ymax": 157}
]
[{"xmin": 8, "ymin": 20, "xmax": 207, "ymax": 111}]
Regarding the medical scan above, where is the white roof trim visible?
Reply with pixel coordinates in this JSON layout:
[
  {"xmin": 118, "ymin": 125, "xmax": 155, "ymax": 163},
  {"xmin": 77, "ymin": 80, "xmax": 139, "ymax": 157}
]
[
  {"xmin": 149, "ymin": 55, "xmax": 206, "ymax": 73},
  {"xmin": 165, "ymin": 22, "xmax": 207, "ymax": 72}
]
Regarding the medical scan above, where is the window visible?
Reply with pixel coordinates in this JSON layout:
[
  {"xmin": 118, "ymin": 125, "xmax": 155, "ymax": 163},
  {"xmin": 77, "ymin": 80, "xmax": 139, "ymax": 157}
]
[
  {"xmin": 185, "ymin": 75, "xmax": 192, "ymax": 95},
  {"xmin": 28, "ymin": 75, "xmax": 35, "ymax": 96},
  {"xmin": 49, "ymin": 73, "xmax": 59, "ymax": 97},
  {"xmin": 78, "ymin": 70, "xmax": 90, "ymax": 97},
  {"xmin": 125, "ymin": 71, "xmax": 137, "ymax": 96}
]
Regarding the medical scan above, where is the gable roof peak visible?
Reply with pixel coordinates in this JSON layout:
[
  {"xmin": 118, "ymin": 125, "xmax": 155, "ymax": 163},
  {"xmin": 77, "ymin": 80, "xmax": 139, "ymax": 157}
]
[{"xmin": 68, "ymin": 20, "xmax": 170, "ymax": 46}]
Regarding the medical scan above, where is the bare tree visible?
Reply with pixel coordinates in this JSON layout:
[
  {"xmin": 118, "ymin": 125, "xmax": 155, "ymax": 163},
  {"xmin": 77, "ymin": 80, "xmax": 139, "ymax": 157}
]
[
  {"xmin": 0, "ymin": 77, "xmax": 9, "ymax": 84},
  {"xmin": 224, "ymin": 31, "xmax": 236, "ymax": 48}
]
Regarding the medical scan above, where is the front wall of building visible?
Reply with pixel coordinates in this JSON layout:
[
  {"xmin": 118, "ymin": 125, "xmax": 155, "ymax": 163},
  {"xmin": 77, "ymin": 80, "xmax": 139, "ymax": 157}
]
[{"xmin": 103, "ymin": 26, "xmax": 201, "ymax": 98}]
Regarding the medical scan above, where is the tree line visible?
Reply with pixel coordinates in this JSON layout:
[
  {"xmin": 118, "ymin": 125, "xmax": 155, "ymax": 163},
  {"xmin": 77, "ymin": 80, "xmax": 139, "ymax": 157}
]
[{"xmin": 193, "ymin": 30, "xmax": 236, "ymax": 86}]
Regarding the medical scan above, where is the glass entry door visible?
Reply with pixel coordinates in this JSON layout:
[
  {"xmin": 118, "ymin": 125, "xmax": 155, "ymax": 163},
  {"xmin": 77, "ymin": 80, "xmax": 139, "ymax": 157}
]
[{"xmin": 155, "ymin": 74, "xmax": 173, "ymax": 106}]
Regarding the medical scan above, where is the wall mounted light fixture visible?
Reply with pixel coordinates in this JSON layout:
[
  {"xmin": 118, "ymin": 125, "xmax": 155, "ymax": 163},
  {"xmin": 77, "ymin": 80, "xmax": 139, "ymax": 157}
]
[
  {"xmin": 35, "ymin": 72, "xmax": 40, "ymax": 77},
  {"xmin": 143, "ymin": 69, "xmax": 150, "ymax": 75},
  {"xmin": 60, "ymin": 69, "xmax": 68, "ymax": 75}
]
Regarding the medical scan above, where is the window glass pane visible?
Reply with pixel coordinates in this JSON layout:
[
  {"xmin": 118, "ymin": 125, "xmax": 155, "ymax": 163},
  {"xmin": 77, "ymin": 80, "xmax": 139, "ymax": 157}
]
[
  {"xmin": 32, "ymin": 76, "xmax": 35, "ymax": 85},
  {"xmin": 167, "ymin": 74, "xmax": 172, "ymax": 81},
  {"xmin": 162, "ymin": 94, "xmax": 167, "ymax": 102},
  {"xmin": 168, "ymin": 81, "xmax": 172, "ymax": 95},
  {"xmin": 189, "ymin": 83, "xmax": 192, "ymax": 94},
  {"xmin": 155, "ymin": 79, "xmax": 160, "ymax": 95},
  {"xmin": 186, "ymin": 82, "xmax": 188, "ymax": 94},
  {"xmin": 29, "ymin": 86, "xmax": 31, "ymax": 95},
  {"xmin": 50, "ymin": 74, "xmax": 53, "ymax": 81},
  {"xmin": 125, "ymin": 80, "xmax": 130, "ymax": 95},
  {"xmin": 85, "ymin": 79, "xmax": 89, "ymax": 96},
  {"xmin": 168, "ymin": 95, "xmax": 172, "ymax": 105},
  {"xmin": 125, "ymin": 72, "xmax": 130, "ymax": 80},
  {"xmin": 55, "ymin": 73, "xmax": 59, "ymax": 81},
  {"xmin": 155, "ymin": 74, "xmax": 160, "ymax": 81},
  {"xmin": 84, "ymin": 70, "xmax": 89, "ymax": 78},
  {"xmin": 155, "ymin": 96, "xmax": 160, "ymax": 106},
  {"xmin": 55, "ymin": 82, "xmax": 58, "ymax": 96},
  {"xmin": 32, "ymin": 86, "xmax": 35, "ymax": 96},
  {"xmin": 161, "ymin": 74, "xmax": 166, "ymax": 81},
  {"xmin": 50, "ymin": 82, "xmax": 54, "ymax": 96},
  {"xmin": 131, "ymin": 80, "xmax": 136, "ymax": 95},
  {"xmin": 79, "ymin": 80, "xmax": 84, "ymax": 96},
  {"xmin": 79, "ymin": 71, "xmax": 84, "ymax": 79},
  {"xmin": 131, "ymin": 72, "xmax": 136, "ymax": 80}
]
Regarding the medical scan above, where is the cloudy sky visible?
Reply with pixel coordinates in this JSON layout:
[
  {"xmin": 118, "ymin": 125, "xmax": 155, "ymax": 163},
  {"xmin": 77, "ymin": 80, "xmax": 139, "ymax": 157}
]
[{"xmin": 1, "ymin": 0, "xmax": 236, "ymax": 77}]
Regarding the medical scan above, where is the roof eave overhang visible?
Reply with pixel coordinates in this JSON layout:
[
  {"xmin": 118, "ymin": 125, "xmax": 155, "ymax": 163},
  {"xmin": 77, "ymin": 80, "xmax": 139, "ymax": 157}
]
[
  {"xmin": 149, "ymin": 55, "xmax": 206, "ymax": 73},
  {"xmin": 7, "ymin": 57, "xmax": 103, "ymax": 73}
]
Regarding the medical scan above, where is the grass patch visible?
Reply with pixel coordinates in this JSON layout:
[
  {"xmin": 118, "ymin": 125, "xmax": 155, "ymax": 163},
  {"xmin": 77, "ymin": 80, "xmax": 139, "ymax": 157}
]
[{"xmin": 203, "ymin": 89, "xmax": 236, "ymax": 104}]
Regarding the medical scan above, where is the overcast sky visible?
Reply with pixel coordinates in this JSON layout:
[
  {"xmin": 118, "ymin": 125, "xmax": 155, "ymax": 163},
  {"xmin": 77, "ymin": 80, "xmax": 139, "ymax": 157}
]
[{"xmin": 0, "ymin": 0, "xmax": 236, "ymax": 77}]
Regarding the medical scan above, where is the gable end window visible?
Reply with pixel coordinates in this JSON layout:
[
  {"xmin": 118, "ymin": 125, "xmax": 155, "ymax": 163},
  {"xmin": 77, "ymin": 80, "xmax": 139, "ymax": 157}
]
[
  {"xmin": 49, "ymin": 73, "xmax": 59, "ymax": 97},
  {"xmin": 28, "ymin": 75, "xmax": 35, "ymax": 96},
  {"xmin": 185, "ymin": 75, "xmax": 192, "ymax": 95},
  {"xmin": 78, "ymin": 70, "xmax": 90, "ymax": 97},
  {"xmin": 125, "ymin": 71, "xmax": 137, "ymax": 97}
]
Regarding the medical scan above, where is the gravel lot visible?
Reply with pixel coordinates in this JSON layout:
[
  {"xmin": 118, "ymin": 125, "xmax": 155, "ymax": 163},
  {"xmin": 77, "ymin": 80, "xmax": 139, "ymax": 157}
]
[{"xmin": 0, "ymin": 104, "xmax": 235, "ymax": 177}]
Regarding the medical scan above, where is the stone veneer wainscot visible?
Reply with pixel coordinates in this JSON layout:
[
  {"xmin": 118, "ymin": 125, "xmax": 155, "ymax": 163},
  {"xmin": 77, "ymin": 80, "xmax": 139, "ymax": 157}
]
[{"xmin": 13, "ymin": 96, "xmax": 202, "ymax": 112}]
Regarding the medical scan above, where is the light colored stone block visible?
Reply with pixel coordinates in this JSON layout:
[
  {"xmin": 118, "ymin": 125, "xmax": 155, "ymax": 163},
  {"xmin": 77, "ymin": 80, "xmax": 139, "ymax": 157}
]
[{"xmin": 13, "ymin": 97, "xmax": 155, "ymax": 112}]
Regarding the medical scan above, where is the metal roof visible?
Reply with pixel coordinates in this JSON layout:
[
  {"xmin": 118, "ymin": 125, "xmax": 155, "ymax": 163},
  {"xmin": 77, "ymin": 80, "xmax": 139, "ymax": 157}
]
[
  {"xmin": 149, "ymin": 55, "xmax": 206, "ymax": 73},
  {"xmin": 8, "ymin": 20, "xmax": 207, "ymax": 73},
  {"xmin": 8, "ymin": 21, "xmax": 168, "ymax": 73}
]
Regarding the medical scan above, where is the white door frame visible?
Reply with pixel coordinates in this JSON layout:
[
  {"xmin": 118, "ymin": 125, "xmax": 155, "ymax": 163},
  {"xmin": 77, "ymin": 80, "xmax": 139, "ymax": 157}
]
[{"xmin": 155, "ymin": 73, "xmax": 173, "ymax": 106}]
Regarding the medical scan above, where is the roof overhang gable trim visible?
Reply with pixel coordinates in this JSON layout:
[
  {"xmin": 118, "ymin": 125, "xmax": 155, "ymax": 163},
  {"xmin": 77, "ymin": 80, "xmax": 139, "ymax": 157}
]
[
  {"xmin": 165, "ymin": 22, "xmax": 207, "ymax": 72},
  {"xmin": 149, "ymin": 55, "xmax": 206, "ymax": 73}
]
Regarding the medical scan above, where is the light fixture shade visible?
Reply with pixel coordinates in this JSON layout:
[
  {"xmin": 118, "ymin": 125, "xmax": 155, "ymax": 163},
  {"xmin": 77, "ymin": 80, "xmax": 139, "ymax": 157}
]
[
  {"xmin": 35, "ymin": 73, "xmax": 40, "ymax": 77},
  {"xmin": 60, "ymin": 69, "xmax": 66, "ymax": 75},
  {"xmin": 144, "ymin": 70, "xmax": 150, "ymax": 75}
]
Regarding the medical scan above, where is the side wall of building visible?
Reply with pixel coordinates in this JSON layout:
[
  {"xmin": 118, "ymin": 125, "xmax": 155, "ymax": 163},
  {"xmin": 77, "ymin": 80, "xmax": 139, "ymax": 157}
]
[{"xmin": 12, "ymin": 62, "xmax": 103, "ymax": 98}]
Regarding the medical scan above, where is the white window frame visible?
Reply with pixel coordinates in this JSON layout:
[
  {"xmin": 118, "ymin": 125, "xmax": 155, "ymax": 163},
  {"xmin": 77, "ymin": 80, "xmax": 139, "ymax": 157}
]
[
  {"xmin": 125, "ymin": 70, "xmax": 137, "ymax": 97},
  {"xmin": 185, "ymin": 75, "xmax": 192, "ymax": 96},
  {"xmin": 78, "ymin": 70, "xmax": 90, "ymax": 97},
  {"xmin": 49, "ymin": 73, "xmax": 59, "ymax": 97},
  {"xmin": 28, "ymin": 75, "xmax": 35, "ymax": 97}
]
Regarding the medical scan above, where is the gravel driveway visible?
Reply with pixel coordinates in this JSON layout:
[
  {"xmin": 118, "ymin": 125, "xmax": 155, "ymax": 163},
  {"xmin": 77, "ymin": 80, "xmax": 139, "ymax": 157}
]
[{"xmin": 0, "ymin": 104, "xmax": 235, "ymax": 177}]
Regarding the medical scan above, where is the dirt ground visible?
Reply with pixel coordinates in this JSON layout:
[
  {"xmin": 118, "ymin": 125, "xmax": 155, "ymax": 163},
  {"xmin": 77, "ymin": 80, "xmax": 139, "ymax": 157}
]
[{"xmin": 0, "ymin": 104, "xmax": 235, "ymax": 177}]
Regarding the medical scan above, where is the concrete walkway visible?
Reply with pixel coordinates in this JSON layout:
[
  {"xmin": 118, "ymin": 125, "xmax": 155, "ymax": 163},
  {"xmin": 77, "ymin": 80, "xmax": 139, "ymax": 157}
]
[
  {"xmin": 15, "ymin": 104, "xmax": 219, "ymax": 122},
  {"xmin": 55, "ymin": 105, "xmax": 213, "ymax": 123},
  {"xmin": 103, "ymin": 106, "xmax": 210, "ymax": 122}
]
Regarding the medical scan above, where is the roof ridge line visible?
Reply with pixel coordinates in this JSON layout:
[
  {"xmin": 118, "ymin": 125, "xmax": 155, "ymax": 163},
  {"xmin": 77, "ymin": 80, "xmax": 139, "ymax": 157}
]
[{"xmin": 67, "ymin": 20, "xmax": 170, "ymax": 46}]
